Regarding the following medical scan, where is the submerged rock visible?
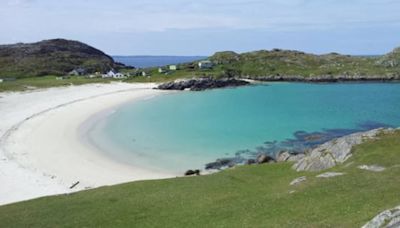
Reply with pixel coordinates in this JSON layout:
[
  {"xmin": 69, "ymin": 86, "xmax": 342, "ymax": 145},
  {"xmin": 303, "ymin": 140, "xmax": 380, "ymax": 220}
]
[
  {"xmin": 157, "ymin": 78, "xmax": 249, "ymax": 91},
  {"xmin": 362, "ymin": 205, "xmax": 400, "ymax": 228},
  {"xmin": 205, "ymin": 158, "xmax": 237, "ymax": 170},
  {"xmin": 293, "ymin": 128, "xmax": 395, "ymax": 172}
]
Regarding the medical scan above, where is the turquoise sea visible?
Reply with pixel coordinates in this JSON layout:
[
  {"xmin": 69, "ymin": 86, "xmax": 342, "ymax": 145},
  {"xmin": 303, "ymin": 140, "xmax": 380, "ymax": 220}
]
[{"xmin": 88, "ymin": 83, "xmax": 400, "ymax": 174}]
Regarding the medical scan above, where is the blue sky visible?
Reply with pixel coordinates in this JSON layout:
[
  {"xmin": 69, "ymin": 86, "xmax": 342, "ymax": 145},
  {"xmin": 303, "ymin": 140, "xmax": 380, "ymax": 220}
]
[{"xmin": 1, "ymin": 0, "xmax": 399, "ymax": 55}]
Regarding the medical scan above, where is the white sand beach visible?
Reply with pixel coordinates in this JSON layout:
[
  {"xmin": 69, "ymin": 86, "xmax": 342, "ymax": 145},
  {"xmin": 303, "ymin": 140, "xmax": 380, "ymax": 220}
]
[{"xmin": 0, "ymin": 82, "xmax": 175, "ymax": 206}]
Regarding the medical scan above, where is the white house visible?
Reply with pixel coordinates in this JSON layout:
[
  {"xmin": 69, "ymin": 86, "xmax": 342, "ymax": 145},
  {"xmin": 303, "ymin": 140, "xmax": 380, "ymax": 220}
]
[
  {"xmin": 158, "ymin": 67, "xmax": 166, "ymax": 73},
  {"xmin": 102, "ymin": 70, "xmax": 127, "ymax": 79},
  {"xmin": 198, "ymin": 60, "xmax": 213, "ymax": 69},
  {"xmin": 114, "ymin": 73, "xmax": 126, "ymax": 79},
  {"xmin": 169, "ymin": 65, "xmax": 178, "ymax": 71}
]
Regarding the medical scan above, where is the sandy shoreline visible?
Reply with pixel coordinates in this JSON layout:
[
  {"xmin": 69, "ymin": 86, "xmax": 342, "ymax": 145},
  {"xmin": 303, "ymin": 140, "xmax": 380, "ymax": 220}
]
[{"xmin": 0, "ymin": 82, "xmax": 175, "ymax": 205}]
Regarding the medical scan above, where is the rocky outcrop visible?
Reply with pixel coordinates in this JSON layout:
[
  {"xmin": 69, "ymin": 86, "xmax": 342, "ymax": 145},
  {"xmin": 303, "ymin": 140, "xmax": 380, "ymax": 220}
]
[
  {"xmin": 292, "ymin": 128, "xmax": 395, "ymax": 172},
  {"xmin": 316, "ymin": 172, "xmax": 345, "ymax": 178},
  {"xmin": 358, "ymin": 165, "xmax": 386, "ymax": 172},
  {"xmin": 276, "ymin": 151, "xmax": 305, "ymax": 162},
  {"xmin": 362, "ymin": 206, "xmax": 400, "ymax": 228},
  {"xmin": 256, "ymin": 154, "xmax": 275, "ymax": 164},
  {"xmin": 290, "ymin": 176, "xmax": 307, "ymax": 186},
  {"xmin": 157, "ymin": 78, "xmax": 249, "ymax": 91}
]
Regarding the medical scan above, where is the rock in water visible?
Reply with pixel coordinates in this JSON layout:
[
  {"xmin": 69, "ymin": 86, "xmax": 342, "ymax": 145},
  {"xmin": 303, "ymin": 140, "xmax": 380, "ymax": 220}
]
[
  {"xmin": 184, "ymin": 170, "xmax": 200, "ymax": 176},
  {"xmin": 157, "ymin": 78, "xmax": 249, "ymax": 91},
  {"xmin": 293, "ymin": 128, "xmax": 394, "ymax": 172},
  {"xmin": 362, "ymin": 205, "xmax": 400, "ymax": 228}
]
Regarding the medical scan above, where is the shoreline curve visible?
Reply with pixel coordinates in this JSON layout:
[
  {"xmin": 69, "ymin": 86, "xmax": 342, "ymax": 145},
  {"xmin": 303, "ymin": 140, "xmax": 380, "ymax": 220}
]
[{"xmin": 0, "ymin": 82, "xmax": 174, "ymax": 205}]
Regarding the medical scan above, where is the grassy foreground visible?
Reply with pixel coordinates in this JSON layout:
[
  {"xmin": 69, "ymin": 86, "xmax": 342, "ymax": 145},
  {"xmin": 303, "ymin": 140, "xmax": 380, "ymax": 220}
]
[{"xmin": 0, "ymin": 131, "xmax": 399, "ymax": 227}]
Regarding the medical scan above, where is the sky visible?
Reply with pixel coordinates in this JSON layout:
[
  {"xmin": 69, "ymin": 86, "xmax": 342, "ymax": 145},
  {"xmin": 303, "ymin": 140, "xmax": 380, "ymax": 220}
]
[{"xmin": 0, "ymin": 0, "xmax": 399, "ymax": 55}]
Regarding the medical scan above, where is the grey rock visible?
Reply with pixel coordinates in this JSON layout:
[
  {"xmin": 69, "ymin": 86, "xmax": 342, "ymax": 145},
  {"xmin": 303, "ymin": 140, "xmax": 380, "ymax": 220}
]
[
  {"xmin": 293, "ymin": 128, "xmax": 394, "ymax": 172},
  {"xmin": 184, "ymin": 169, "xmax": 200, "ymax": 176},
  {"xmin": 316, "ymin": 172, "xmax": 345, "ymax": 178},
  {"xmin": 287, "ymin": 154, "xmax": 305, "ymax": 162},
  {"xmin": 246, "ymin": 159, "xmax": 256, "ymax": 165},
  {"xmin": 276, "ymin": 151, "xmax": 305, "ymax": 163},
  {"xmin": 362, "ymin": 205, "xmax": 400, "ymax": 228},
  {"xmin": 256, "ymin": 154, "xmax": 275, "ymax": 164},
  {"xmin": 290, "ymin": 176, "xmax": 307, "ymax": 186},
  {"xmin": 358, "ymin": 165, "xmax": 386, "ymax": 172},
  {"xmin": 276, "ymin": 151, "xmax": 291, "ymax": 162},
  {"xmin": 157, "ymin": 78, "xmax": 249, "ymax": 91}
]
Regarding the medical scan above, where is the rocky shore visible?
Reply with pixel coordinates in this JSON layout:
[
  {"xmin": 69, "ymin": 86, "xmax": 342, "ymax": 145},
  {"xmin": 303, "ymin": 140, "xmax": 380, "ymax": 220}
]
[
  {"xmin": 247, "ymin": 75, "xmax": 400, "ymax": 82},
  {"xmin": 200, "ymin": 128, "xmax": 397, "ymax": 174},
  {"xmin": 157, "ymin": 78, "xmax": 250, "ymax": 91},
  {"xmin": 291, "ymin": 128, "xmax": 395, "ymax": 171}
]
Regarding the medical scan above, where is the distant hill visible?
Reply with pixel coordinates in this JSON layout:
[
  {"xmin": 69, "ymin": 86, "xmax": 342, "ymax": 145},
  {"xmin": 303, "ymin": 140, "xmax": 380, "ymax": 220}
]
[
  {"xmin": 0, "ymin": 39, "xmax": 121, "ymax": 78},
  {"xmin": 202, "ymin": 48, "xmax": 400, "ymax": 78}
]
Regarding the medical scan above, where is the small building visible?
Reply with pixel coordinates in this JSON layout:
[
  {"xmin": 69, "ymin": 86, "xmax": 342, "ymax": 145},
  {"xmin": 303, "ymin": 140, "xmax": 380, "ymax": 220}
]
[
  {"xmin": 169, "ymin": 65, "xmax": 178, "ymax": 71},
  {"xmin": 102, "ymin": 70, "xmax": 126, "ymax": 79},
  {"xmin": 158, "ymin": 67, "xmax": 167, "ymax": 73},
  {"xmin": 141, "ymin": 71, "xmax": 148, "ymax": 77},
  {"xmin": 198, "ymin": 60, "xmax": 213, "ymax": 69},
  {"xmin": 114, "ymin": 72, "xmax": 126, "ymax": 79},
  {"xmin": 68, "ymin": 68, "xmax": 86, "ymax": 76},
  {"xmin": 0, "ymin": 79, "xmax": 3, "ymax": 83}
]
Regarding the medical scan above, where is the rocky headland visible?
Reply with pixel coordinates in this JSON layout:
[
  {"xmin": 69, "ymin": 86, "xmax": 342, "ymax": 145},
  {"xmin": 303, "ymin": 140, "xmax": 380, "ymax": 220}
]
[{"xmin": 157, "ymin": 78, "xmax": 250, "ymax": 91}]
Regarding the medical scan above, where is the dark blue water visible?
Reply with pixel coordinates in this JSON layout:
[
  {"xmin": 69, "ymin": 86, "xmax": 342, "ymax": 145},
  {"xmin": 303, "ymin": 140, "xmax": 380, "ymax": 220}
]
[{"xmin": 113, "ymin": 56, "xmax": 207, "ymax": 68}]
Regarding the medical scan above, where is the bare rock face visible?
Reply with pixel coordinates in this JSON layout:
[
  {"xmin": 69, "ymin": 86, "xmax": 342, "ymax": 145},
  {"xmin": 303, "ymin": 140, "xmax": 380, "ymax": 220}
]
[
  {"xmin": 293, "ymin": 128, "xmax": 394, "ymax": 172},
  {"xmin": 358, "ymin": 165, "xmax": 386, "ymax": 172},
  {"xmin": 362, "ymin": 206, "xmax": 400, "ymax": 228},
  {"xmin": 290, "ymin": 176, "xmax": 307, "ymax": 186},
  {"xmin": 316, "ymin": 172, "xmax": 345, "ymax": 178},
  {"xmin": 276, "ymin": 151, "xmax": 305, "ymax": 163}
]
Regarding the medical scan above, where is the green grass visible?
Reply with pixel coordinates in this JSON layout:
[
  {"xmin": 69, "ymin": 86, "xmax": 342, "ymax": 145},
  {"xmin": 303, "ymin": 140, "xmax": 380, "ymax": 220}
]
[
  {"xmin": 0, "ymin": 76, "xmax": 117, "ymax": 92},
  {"xmin": 0, "ymin": 131, "xmax": 399, "ymax": 227}
]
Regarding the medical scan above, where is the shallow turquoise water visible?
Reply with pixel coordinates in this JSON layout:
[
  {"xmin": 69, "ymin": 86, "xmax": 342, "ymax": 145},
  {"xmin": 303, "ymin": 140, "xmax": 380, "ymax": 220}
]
[{"xmin": 89, "ymin": 83, "xmax": 400, "ymax": 174}]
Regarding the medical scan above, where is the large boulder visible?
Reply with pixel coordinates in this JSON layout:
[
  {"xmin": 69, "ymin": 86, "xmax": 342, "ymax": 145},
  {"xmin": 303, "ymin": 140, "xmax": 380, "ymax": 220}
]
[
  {"xmin": 293, "ymin": 128, "xmax": 394, "ymax": 172},
  {"xmin": 362, "ymin": 205, "xmax": 400, "ymax": 228},
  {"xmin": 256, "ymin": 154, "xmax": 275, "ymax": 164}
]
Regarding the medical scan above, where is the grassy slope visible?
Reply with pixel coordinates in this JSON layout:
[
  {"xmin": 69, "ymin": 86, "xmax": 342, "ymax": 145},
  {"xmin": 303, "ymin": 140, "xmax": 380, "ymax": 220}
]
[{"xmin": 0, "ymin": 131, "xmax": 399, "ymax": 227}]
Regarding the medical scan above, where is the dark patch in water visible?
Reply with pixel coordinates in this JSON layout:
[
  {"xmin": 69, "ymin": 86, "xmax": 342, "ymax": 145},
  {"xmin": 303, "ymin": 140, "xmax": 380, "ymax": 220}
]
[{"xmin": 204, "ymin": 121, "xmax": 393, "ymax": 170}]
